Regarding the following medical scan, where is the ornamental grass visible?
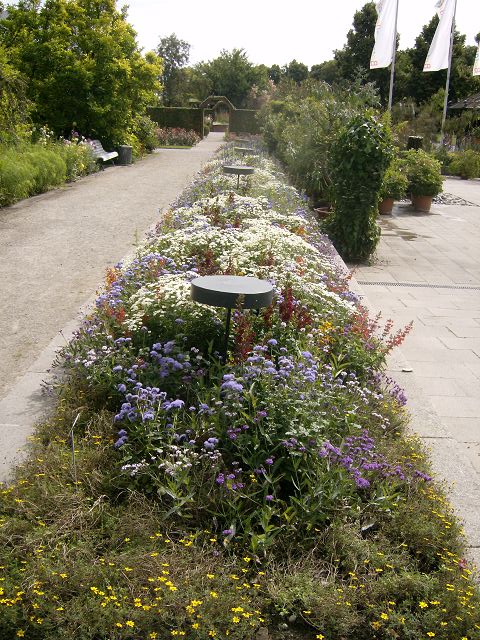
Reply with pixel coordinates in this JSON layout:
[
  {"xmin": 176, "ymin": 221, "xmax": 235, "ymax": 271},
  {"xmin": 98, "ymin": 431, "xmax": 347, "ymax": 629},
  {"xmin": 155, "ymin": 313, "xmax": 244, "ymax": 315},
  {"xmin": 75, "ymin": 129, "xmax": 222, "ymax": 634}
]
[{"xmin": 0, "ymin": 144, "xmax": 479, "ymax": 640}]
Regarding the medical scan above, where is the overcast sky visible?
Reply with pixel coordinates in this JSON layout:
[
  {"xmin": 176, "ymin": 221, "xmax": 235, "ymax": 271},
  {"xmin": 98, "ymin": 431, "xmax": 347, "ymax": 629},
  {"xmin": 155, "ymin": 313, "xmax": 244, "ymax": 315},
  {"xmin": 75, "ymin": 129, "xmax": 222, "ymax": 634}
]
[{"xmin": 124, "ymin": 0, "xmax": 479, "ymax": 67}]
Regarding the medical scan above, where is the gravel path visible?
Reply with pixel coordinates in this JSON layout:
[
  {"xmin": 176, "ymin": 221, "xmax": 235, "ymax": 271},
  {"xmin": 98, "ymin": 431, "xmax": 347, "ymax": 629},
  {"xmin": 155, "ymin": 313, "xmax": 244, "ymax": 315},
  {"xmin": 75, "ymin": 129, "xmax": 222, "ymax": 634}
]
[{"xmin": 0, "ymin": 134, "xmax": 224, "ymax": 401}]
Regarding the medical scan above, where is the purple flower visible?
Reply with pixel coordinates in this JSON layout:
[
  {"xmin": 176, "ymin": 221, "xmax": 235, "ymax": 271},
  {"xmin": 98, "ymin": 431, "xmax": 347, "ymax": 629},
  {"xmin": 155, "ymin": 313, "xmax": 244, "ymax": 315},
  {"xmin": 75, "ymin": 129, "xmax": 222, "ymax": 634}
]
[
  {"xmin": 163, "ymin": 399, "xmax": 185, "ymax": 410},
  {"xmin": 114, "ymin": 435, "xmax": 128, "ymax": 449},
  {"xmin": 117, "ymin": 383, "xmax": 127, "ymax": 393},
  {"xmin": 265, "ymin": 495, "xmax": 274, "ymax": 502},
  {"xmin": 203, "ymin": 437, "xmax": 219, "ymax": 451},
  {"xmin": 221, "ymin": 378, "xmax": 244, "ymax": 393},
  {"xmin": 265, "ymin": 457, "xmax": 274, "ymax": 466},
  {"xmin": 354, "ymin": 476, "xmax": 371, "ymax": 489},
  {"xmin": 222, "ymin": 529, "xmax": 233, "ymax": 535}
]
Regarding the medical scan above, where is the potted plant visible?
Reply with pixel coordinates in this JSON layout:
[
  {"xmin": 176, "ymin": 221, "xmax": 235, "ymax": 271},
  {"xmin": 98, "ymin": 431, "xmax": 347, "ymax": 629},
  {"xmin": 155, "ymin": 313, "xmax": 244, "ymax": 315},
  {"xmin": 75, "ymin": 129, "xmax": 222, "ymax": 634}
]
[
  {"xmin": 401, "ymin": 149, "xmax": 443, "ymax": 213},
  {"xmin": 378, "ymin": 159, "xmax": 408, "ymax": 215}
]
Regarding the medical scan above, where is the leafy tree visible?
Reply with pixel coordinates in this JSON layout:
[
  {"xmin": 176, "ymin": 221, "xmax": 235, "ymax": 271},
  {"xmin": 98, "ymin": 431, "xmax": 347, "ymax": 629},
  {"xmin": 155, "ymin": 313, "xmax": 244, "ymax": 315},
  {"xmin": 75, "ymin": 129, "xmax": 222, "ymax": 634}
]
[
  {"xmin": 310, "ymin": 60, "xmax": 340, "ymax": 84},
  {"xmin": 334, "ymin": 2, "xmax": 392, "ymax": 104},
  {"xmin": 0, "ymin": 42, "xmax": 29, "ymax": 144},
  {"xmin": 283, "ymin": 59, "xmax": 309, "ymax": 83},
  {"xmin": 268, "ymin": 64, "xmax": 283, "ymax": 84},
  {"xmin": 157, "ymin": 33, "xmax": 190, "ymax": 106},
  {"xmin": 404, "ymin": 17, "xmax": 480, "ymax": 105},
  {"xmin": 194, "ymin": 49, "xmax": 269, "ymax": 107},
  {"xmin": 0, "ymin": 0, "xmax": 162, "ymax": 145}
]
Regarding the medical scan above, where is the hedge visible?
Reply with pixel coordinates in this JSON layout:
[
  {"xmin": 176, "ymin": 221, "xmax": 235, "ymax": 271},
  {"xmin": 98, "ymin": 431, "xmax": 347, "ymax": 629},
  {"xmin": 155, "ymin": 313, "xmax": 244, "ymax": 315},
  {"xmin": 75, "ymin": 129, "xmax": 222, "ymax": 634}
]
[
  {"xmin": 230, "ymin": 109, "xmax": 260, "ymax": 134},
  {"xmin": 147, "ymin": 107, "xmax": 204, "ymax": 139}
]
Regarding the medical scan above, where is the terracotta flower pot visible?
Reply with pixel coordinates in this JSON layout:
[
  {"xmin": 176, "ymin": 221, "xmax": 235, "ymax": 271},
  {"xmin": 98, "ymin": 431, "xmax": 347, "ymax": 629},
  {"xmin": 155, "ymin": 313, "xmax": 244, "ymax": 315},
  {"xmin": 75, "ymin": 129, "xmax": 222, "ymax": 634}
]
[
  {"xmin": 378, "ymin": 197, "xmax": 394, "ymax": 215},
  {"xmin": 411, "ymin": 195, "xmax": 433, "ymax": 213}
]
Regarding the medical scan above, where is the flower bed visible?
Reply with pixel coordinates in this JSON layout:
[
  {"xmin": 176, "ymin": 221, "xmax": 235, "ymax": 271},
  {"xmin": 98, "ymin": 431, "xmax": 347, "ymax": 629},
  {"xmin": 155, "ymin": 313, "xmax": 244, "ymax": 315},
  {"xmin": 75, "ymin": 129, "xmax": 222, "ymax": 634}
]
[
  {"xmin": 0, "ymin": 144, "xmax": 479, "ymax": 639},
  {"xmin": 155, "ymin": 127, "xmax": 201, "ymax": 147}
]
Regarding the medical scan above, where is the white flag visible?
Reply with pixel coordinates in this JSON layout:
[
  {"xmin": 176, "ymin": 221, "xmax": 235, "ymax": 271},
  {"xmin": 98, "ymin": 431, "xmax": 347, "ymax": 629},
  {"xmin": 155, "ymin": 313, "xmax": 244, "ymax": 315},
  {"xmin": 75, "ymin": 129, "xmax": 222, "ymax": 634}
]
[
  {"xmin": 370, "ymin": 0, "xmax": 398, "ymax": 69},
  {"xmin": 423, "ymin": 0, "xmax": 456, "ymax": 71},
  {"xmin": 474, "ymin": 42, "xmax": 480, "ymax": 76}
]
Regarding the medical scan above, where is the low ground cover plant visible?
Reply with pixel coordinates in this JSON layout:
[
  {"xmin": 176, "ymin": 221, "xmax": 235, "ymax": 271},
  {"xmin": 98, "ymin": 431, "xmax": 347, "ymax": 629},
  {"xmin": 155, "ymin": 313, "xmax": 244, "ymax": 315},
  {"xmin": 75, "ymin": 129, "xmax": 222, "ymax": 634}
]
[
  {"xmin": 0, "ymin": 137, "xmax": 97, "ymax": 207},
  {"xmin": 0, "ymin": 144, "xmax": 479, "ymax": 639},
  {"xmin": 156, "ymin": 127, "xmax": 201, "ymax": 147}
]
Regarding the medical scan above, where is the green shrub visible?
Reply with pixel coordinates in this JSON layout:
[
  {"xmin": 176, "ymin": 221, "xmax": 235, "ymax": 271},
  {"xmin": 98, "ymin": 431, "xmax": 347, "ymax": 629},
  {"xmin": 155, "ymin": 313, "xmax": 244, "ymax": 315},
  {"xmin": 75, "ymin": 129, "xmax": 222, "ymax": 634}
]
[
  {"xmin": 24, "ymin": 147, "xmax": 66, "ymax": 193},
  {"xmin": 0, "ymin": 148, "xmax": 34, "ymax": 206},
  {"xmin": 56, "ymin": 141, "xmax": 97, "ymax": 181},
  {"xmin": 432, "ymin": 146, "xmax": 455, "ymax": 175},
  {"xmin": 449, "ymin": 149, "xmax": 480, "ymax": 179},
  {"xmin": 133, "ymin": 114, "xmax": 159, "ymax": 152},
  {"xmin": 379, "ymin": 158, "xmax": 409, "ymax": 200},
  {"xmin": 324, "ymin": 113, "xmax": 393, "ymax": 262},
  {"xmin": 400, "ymin": 149, "xmax": 443, "ymax": 197}
]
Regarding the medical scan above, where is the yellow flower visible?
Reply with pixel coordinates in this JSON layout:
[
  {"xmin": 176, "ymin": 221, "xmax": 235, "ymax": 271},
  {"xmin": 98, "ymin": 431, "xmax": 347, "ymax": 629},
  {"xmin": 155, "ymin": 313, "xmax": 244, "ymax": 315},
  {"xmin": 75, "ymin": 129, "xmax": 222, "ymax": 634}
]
[
  {"xmin": 426, "ymin": 634, "xmax": 435, "ymax": 638},
  {"xmin": 232, "ymin": 617, "xmax": 240, "ymax": 623},
  {"xmin": 149, "ymin": 634, "xmax": 158, "ymax": 639},
  {"xmin": 207, "ymin": 574, "xmax": 215, "ymax": 579},
  {"xmin": 192, "ymin": 623, "xmax": 200, "ymax": 629},
  {"xmin": 419, "ymin": 601, "xmax": 429, "ymax": 609},
  {"xmin": 380, "ymin": 613, "xmax": 388, "ymax": 620},
  {"xmin": 210, "ymin": 591, "xmax": 218, "ymax": 598},
  {"xmin": 316, "ymin": 635, "xmax": 325, "ymax": 639},
  {"xmin": 208, "ymin": 632, "xmax": 216, "ymax": 638},
  {"xmin": 125, "ymin": 621, "xmax": 134, "ymax": 628},
  {"xmin": 16, "ymin": 632, "xmax": 25, "ymax": 638}
]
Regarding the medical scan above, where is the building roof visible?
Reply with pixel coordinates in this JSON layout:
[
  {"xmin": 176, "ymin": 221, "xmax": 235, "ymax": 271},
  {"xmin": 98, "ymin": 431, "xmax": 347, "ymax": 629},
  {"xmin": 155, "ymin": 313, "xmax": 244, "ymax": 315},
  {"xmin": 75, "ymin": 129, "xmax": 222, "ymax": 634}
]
[{"xmin": 449, "ymin": 92, "xmax": 480, "ymax": 110}]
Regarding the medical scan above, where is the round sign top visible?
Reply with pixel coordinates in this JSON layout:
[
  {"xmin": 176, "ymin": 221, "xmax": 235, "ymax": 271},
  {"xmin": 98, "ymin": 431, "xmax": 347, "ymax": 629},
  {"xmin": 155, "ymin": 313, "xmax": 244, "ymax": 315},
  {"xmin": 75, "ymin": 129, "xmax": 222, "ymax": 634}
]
[
  {"xmin": 191, "ymin": 275, "xmax": 273, "ymax": 309},
  {"xmin": 222, "ymin": 165, "xmax": 254, "ymax": 176}
]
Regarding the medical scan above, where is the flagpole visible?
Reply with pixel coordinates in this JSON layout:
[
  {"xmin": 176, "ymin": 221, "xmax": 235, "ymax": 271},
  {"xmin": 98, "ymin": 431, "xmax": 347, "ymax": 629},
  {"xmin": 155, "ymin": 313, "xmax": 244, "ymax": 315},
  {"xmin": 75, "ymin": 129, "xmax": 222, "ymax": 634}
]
[
  {"xmin": 441, "ymin": 0, "xmax": 457, "ymax": 134},
  {"xmin": 388, "ymin": 0, "xmax": 399, "ymax": 111}
]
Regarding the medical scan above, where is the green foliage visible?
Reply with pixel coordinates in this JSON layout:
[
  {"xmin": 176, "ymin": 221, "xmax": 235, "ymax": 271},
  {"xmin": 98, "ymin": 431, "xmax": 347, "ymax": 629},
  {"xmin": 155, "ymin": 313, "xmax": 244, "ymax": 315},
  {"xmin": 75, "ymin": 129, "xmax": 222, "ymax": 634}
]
[
  {"xmin": 55, "ymin": 141, "xmax": 97, "ymax": 181},
  {"xmin": 334, "ymin": 2, "xmax": 392, "ymax": 104},
  {"xmin": 24, "ymin": 147, "xmax": 66, "ymax": 193},
  {"xmin": 400, "ymin": 150, "xmax": 443, "ymax": 196},
  {"xmin": 0, "ymin": 43, "xmax": 29, "ymax": 145},
  {"xmin": 147, "ymin": 107, "xmax": 204, "ymax": 138},
  {"xmin": 133, "ymin": 115, "xmax": 159, "ymax": 152},
  {"xmin": 229, "ymin": 109, "xmax": 259, "ymax": 134},
  {"xmin": 379, "ymin": 158, "xmax": 409, "ymax": 200},
  {"xmin": 0, "ymin": 142, "xmax": 97, "ymax": 207},
  {"xmin": 283, "ymin": 59, "xmax": 309, "ymax": 83},
  {"xmin": 0, "ymin": 148, "xmax": 34, "ymax": 206},
  {"xmin": 324, "ymin": 113, "xmax": 393, "ymax": 262},
  {"xmin": 310, "ymin": 60, "xmax": 340, "ymax": 84},
  {"xmin": 194, "ymin": 49, "xmax": 270, "ymax": 108},
  {"xmin": 0, "ymin": 0, "xmax": 162, "ymax": 146},
  {"xmin": 157, "ymin": 33, "xmax": 190, "ymax": 106},
  {"xmin": 448, "ymin": 149, "xmax": 480, "ymax": 179},
  {"xmin": 258, "ymin": 82, "xmax": 380, "ymax": 203}
]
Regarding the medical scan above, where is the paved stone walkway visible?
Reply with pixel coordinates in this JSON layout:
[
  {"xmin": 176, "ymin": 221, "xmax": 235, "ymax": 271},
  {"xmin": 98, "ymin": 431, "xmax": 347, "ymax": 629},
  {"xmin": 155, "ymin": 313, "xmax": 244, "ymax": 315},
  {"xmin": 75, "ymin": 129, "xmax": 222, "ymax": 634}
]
[
  {"xmin": 354, "ymin": 177, "xmax": 480, "ymax": 568},
  {"xmin": 0, "ymin": 133, "xmax": 224, "ymax": 479}
]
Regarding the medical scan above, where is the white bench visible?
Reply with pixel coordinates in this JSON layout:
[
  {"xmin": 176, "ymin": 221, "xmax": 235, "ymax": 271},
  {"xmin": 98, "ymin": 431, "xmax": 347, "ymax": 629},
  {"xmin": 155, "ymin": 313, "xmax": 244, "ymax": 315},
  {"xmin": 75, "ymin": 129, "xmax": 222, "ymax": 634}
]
[{"xmin": 90, "ymin": 140, "xmax": 118, "ymax": 165}]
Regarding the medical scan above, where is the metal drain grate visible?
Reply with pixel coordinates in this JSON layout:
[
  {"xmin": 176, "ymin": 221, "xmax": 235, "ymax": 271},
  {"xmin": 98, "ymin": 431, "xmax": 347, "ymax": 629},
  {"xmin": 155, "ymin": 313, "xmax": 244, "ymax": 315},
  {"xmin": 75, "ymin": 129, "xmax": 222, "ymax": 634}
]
[{"xmin": 357, "ymin": 281, "xmax": 480, "ymax": 291}]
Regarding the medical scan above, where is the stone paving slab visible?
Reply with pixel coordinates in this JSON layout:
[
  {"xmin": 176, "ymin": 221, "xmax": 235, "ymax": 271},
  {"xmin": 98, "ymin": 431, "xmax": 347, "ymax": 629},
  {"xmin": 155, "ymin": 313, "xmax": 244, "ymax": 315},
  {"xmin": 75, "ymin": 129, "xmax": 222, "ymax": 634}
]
[
  {"xmin": 0, "ymin": 134, "xmax": 225, "ymax": 481},
  {"xmin": 354, "ymin": 177, "xmax": 480, "ymax": 566}
]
